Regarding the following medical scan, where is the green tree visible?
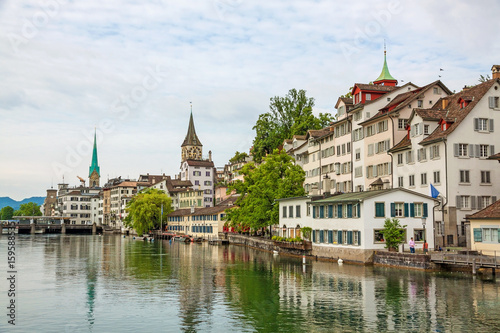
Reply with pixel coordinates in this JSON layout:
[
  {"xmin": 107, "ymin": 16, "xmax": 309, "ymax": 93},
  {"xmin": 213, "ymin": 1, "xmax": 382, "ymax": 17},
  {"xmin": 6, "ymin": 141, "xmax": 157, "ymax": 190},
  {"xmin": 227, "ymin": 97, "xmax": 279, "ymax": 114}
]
[
  {"xmin": 229, "ymin": 151, "xmax": 249, "ymax": 164},
  {"xmin": 300, "ymin": 227, "xmax": 312, "ymax": 241},
  {"xmin": 0, "ymin": 206, "xmax": 14, "ymax": 220},
  {"xmin": 252, "ymin": 89, "xmax": 334, "ymax": 162},
  {"xmin": 380, "ymin": 218, "xmax": 407, "ymax": 251},
  {"xmin": 225, "ymin": 149, "xmax": 305, "ymax": 232},
  {"xmin": 124, "ymin": 188, "xmax": 173, "ymax": 236},
  {"xmin": 479, "ymin": 74, "xmax": 491, "ymax": 83},
  {"xmin": 13, "ymin": 202, "xmax": 42, "ymax": 217}
]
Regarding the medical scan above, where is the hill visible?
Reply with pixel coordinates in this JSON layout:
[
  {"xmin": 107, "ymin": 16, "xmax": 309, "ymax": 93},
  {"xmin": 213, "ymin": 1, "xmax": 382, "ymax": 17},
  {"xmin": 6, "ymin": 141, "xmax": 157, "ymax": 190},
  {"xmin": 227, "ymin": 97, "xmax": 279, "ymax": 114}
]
[{"xmin": 0, "ymin": 196, "xmax": 46, "ymax": 210}]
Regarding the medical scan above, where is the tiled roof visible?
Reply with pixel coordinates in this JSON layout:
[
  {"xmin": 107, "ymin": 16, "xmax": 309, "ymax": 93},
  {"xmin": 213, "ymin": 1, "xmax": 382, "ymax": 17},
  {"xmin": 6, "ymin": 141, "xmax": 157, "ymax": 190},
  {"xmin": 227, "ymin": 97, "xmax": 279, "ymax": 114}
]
[
  {"xmin": 420, "ymin": 79, "xmax": 498, "ymax": 145},
  {"xmin": 308, "ymin": 128, "xmax": 331, "ymax": 139},
  {"xmin": 311, "ymin": 188, "xmax": 435, "ymax": 204},
  {"xmin": 112, "ymin": 181, "xmax": 137, "ymax": 188},
  {"xmin": 414, "ymin": 108, "xmax": 448, "ymax": 121},
  {"xmin": 353, "ymin": 83, "xmax": 398, "ymax": 93},
  {"xmin": 335, "ymin": 97, "xmax": 353, "ymax": 109},
  {"xmin": 185, "ymin": 160, "xmax": 215, "ymax": 167},
  {"xmin": 487, "ymin": 152, "xmax": 500, "ymax": 161},
  {"xmin": 469, "ymin": 199, "xmax": 500, "ymax": 219},
  {"xmin": 388, "ymin": 135, "xmax": 411, "ymax": 153}
]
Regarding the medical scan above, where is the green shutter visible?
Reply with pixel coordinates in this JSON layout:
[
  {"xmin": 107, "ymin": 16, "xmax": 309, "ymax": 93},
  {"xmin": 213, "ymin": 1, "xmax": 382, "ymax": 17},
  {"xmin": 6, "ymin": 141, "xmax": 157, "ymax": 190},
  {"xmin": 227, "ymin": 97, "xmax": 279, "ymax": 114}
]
[
  {"xmin": 473, "ymin": 228, "xmax": 482, "ymax": 242},
  {"xmin": 423, "ymin": 203, "xmax": 428, "ymax": 218},
  {"xmin": 357, "ymin": 231, "xmax": 361, "ymax": 246},
  {"xmin": 328, "ymin": 230, "xmax": 333, "ymax": 243},
  {"xmin": 338, "ymin": 230, "xmax": 343, "ymax": 244},
  {"xmin": 348, "ymin": 231, "xmax": 353, "ymax": 245},
  {"xmin": 320, "ymin": 230, "xmax": 324, "ymax": 243},
  {"xmin": 391, "ymin": 203, "xmax": 395, "ymax": 217},
  {"xmin": 357, "ymin": 204, "xmax": 361, "ymax": 218},
  {"xmin": 338, "ymin": 205, "xmax": 343, "ymax": 217},
  {"xmin": 313, "ymin": 207, "xmax": 316, "ymax": 218},
  {"xmin": 498, "ymin": 229, "xmax": 500, "ymax": 243},
  {"xmin": 410, "ymin": 203, "xmax": 415, "ymax": 217},
  {"xmin": 404, "ymin": 203, "xmax": 409, "ymax": 217},
  {"xmin": 313, "ymin": 230, "xmax": 316, "ymax": 242},
  {"xmin": 320, "ymin": 206, "xmax": 325, "ymax": 218},
  {"xmin": 328, "ymin": 205, "xmax": 333, "ymax": 218},
  {"xmin": 347, "ymin": 204, "xmax": 353, "ymax": 218}
]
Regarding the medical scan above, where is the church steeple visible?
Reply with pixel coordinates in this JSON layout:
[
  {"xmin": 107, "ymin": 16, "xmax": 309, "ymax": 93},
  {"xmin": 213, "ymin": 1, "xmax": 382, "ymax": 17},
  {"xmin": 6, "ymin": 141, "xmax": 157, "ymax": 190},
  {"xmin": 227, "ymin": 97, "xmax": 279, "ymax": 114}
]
[
  {"xmin": 181, "ymin": 106, "xmax": 203, "ymax": 162},
  {"xmin": 373, "ymin": 47, "xmax": 397, "ymax": 86},
  {"xmin": 89, "ymin": 130, "xmax": 100, "ymax": 187}
]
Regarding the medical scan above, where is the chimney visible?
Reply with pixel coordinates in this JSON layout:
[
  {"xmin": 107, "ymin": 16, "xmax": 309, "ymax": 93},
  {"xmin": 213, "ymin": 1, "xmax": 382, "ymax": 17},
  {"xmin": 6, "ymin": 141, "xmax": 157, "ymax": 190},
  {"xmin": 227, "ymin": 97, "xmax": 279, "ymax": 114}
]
[
  {"xmin": 492, "ymin": 65, "xmax": 500, "ymax": 80},
  {"xmin": 208, "ymin": 150, "xmax": 212, "ymax": 162},
  {"xmin": 441, "ymin": 99, "xmax": 449, "ymax": 110}
]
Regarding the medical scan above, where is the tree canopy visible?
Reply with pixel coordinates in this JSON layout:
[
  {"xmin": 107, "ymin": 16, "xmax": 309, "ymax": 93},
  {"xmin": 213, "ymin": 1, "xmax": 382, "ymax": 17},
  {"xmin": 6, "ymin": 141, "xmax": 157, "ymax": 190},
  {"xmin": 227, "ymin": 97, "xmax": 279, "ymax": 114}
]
[
  {"xmin": 251, "ymin": 89, "xmax": 334, "ymax": 162},
  {"xmin": 380, "ymin": 218, "xmax": 407, "ymax": 250},
  {"xmin": 124, "ymin": 188, "xmax": 173, "ymax": 236},
  {"xmin": 0, "ymin": 206, "xmax": 14, "ymax": 220},
  {"xmin": 13, "ymin": 202, "xmax": 42, "ymax": 217},
  {"xmin": 225, "ymin": 149, "xmax": 305, "ymax": 231},
  {"xmin": 229, "ymin": 151, "xmax": 249, "ymax": 164}
]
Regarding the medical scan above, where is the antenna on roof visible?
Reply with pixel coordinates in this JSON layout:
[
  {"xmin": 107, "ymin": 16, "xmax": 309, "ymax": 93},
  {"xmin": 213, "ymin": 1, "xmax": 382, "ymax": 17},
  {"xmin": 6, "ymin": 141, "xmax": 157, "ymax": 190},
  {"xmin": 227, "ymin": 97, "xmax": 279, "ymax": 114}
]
[
  {"xmin": 190, "ymin": 101, "xmax": 192, "ymax": 113},
  {"xmin": 384, "ymin": 39, "xmax": 386, "ymax": 54}
]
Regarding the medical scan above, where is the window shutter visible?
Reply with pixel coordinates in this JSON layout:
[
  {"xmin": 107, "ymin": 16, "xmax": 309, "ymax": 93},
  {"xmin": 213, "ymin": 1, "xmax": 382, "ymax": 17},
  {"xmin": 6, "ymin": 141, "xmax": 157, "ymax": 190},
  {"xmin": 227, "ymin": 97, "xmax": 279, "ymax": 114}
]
[
  {"xmin": 357, "ymin": 204, "xmax": 361, "ymax": 218},
  {"xmin": 491, "ymin": 145, "xmax": 495, "ymax": 157},
  {"xmin": 338, "ymin": 205, "xmax": 342, "ymax": 218},
  {"xmin": 391, "ymin": 203, "xmax": 395, "ymax": 217},
  {"xmin": 375, "ymin": 143, "xmax": 379, "ymax": 154},
  {"xmin": 454, "ymin": 144, "xmax": 459, "ymax": 157},
  {"xmin": 388, "ymin": 162, "xmax": 392, "ymax": 175},
  {"xmin": 373, "ymin": 166, "xmax": 378, "ymax": 177},
  {"xmin": 347, "ymin": 204, "xmax": 353, "ymax": 218},
  {"xmin": 348, "ymin": 231, "xmax": 353, "ymax": 245},
  {"xmin": 490, "ymin": 119, "xmax": 494, "ymax": 132},
  {"xmin": 474, "ymin": 118, "xmax": 479, "ymax": 131},
  {"xmin": 471, "ymin": 196, "xmax": 476, "ymax": 210},
  {"xmin": 469, "ymin": 144, "xmax": 474, "ymax": 157},
  {"xmin": 313, "ymin": 207, "xmax": 316, "ymax": 218},
  {"xmin": 423, "ymin": 203, "xmax": 428, "ymax": 218},
  {"xmin": 366, "ymin": 166, "xmax": 369, "ymax": 179},
  {"xmin": 404, "ymin": 203, "xmax": 409, "ymax": 217},
  {"xmin": 473, "ymin": 228, "xmax": 482, "ymax": 242},
  {"xmin": 357, "ymin": 231, "xmax": 361, "ymax": 246},
  {"xmin": 489, "ymin": 96, "xmax": 495, "ymax": 108},
  {"xmin": 328, "ymin": 230, "xmax": 333, "ymax": 243},
  {"xmin": 417, "ymin": 149, "xmax": 421, "ymax": 161},
  {"xmin": 430, "ymin": 147, "xmax": 434, "ymax": 159},
  {"xmin": 456, "ymin": 196, "xmax": 462, "ymax": 209},
  {"xmin": 410, "ymin": 203, "xmax": 415, "ymax": 217},
  {"xmin": 320, "ymin": 206, "xmax": 324, "ymax": 218},
  {"xmin": 493, "ymin": 196, "xmax": 497, "ymax": 203},
  {"xmin": 338, "ymin": 230, "xmax": 343, "ymax": 244},
  {"xmin": 328, "ymin": 205, "xmax": 333, "ymax": 218},
  {"xmin": 313, "ymin": 230, "xmax": 316, "ymax": 242},
  {"xmin": 385, "ymin": 139, "xmax": 390, "ymax": 151},
  {"xmin": 475, "ymin": 144, "xmax": 480, "ymax": 158}
]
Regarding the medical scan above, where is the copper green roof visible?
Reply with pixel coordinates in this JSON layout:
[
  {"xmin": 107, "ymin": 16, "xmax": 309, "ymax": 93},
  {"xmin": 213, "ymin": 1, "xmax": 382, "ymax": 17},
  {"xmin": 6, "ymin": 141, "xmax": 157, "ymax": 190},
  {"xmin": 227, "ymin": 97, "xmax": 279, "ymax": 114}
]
[
  {"xmin": 89, "ymin": 130, "xmax": 100, "ymax": 177},
  {"xmin": 374, "ymin": 51, "xmax": 396, "ymax": 83},
  {"xmin": 182, "ymin": 112, "xmax": 202, "ymax": 147}
]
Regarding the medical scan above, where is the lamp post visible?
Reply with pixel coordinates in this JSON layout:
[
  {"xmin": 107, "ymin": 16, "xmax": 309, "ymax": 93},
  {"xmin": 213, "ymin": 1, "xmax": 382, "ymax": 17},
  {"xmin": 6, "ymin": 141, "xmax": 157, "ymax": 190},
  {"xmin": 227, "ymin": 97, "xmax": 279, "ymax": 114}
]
[{"xmin": 421, "ymin": 217, "xmax": 428, "ymax": 254}]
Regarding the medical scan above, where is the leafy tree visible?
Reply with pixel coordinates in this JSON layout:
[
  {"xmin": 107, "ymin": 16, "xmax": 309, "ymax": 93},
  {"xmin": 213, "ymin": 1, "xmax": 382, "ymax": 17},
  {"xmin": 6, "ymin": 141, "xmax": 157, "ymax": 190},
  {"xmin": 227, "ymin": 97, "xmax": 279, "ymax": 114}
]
[
  {"xmin": 479, "ymin": 74, "xmax": 491, "ymax": 83},
  {"xmin": 380, "ymin": 218, "xmax": 407, "ymax": 251},
  {"xmin": 229, "ymin": 151, "xmax": 249, "ymax": 164},
  {"xmin": 0, "ymin": 206, "xmax": 14, "ymax": 220},
  {"xmin": 252, "ymin": 89, "xmax": 334, "ymax": 162},
  {"xmin": 225, "ymin": 149, "xmax": 305, "ymax": 232},
  {"xmin": 13, "ymin": 202, "xmax": 42, "ymax": 217},
  {"xmin": 124, "ymin": 188, "xmax": 173, "ymax": 236},
  {"xmin": 300, "ymin": 227, "xmax": 312, "ymax": 241},
  {"xmin": 340, "ymin": 87, "xmax": 354, "ymax": 99}
]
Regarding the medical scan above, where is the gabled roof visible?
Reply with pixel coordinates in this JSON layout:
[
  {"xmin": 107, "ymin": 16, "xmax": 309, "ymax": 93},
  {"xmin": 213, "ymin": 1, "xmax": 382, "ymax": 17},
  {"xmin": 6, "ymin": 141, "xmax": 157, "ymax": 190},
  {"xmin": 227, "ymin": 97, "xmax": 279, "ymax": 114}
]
[
  {"xmin": 310, "ymin": 188, "xmax": 435, "ymax": 204},
  {"xmin": 487, "ymin": 152, "xmax": 500, "ymax": 161},
  {"xmin": 420, "ymin": 79, "xmax": 499, "ymax": 145},
  {"xmin": 184, "ymin": 159, "xmax": 215, "ymax": 167},
  {"xmin": 306, "ymin": 128, "xmax": 331, "ymax": 139},
  {"xmin": 411, "ymin": 108, "xmax": 448, "ymax": 122},
  {"xmin": 388, "ymin": 135, "xmax": 411, "ymax": 153},
  {"xmin": 469, "ymin": 199, "xmax": 500, "ymax": 219},
  {"xmin": 352, "ymin": 83, "xmax": 398, "ymax": 94},
  {"xmin": 335, "ymin": 97, "xmax": 353, "ymax": 109}
]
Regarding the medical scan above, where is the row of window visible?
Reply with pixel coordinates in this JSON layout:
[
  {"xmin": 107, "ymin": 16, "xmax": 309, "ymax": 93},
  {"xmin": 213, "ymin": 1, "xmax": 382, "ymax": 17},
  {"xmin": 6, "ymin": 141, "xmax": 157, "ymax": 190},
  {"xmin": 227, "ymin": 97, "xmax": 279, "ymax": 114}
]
[
  {"xmin": 455, "ymin": 143, "xmax": 495, "ymax": 158},
  {"xmin": 456, "ymin": 195, "xmax": 497, "ymax": 210},
  {"xmin": 367, "ymin": 139, "xmax": 391, "ymax": 156},
  {"xmin": 397, "ymin": 171, "xmax": 440, "ymax": 187},
  {"xmin": 365, "ymin": 120, "xmax": 388, "ymax": 137},
  {"xmin": 167, "ymin": 225, "xmax": 185, "ymax": 231},
  {"xmin": 193, "ymin": 171, "xmax": 211, "ymax": 176},
  {"xmin": 473, "ymin": 227, "xmax": 500, "ymax": 243},
  {"xmin": 312, "ymin": 229, "xmax": 361, "ymax": 246},
  {"xmin": 283, "ymin": 205, "xmax": 302, "ymax": 218},
  {"xmin": 374, "ymin": 229, "xmax": 427, "ymax": 243},
  {"xmin": 374, "ymin": 202, "xmax": 428, "ymax": 218},
  {"xmin": 366, "ymin": 162, "xmax": 391, "ymax": 179},
  {"xmin": 459, "ymin": 170, "xmax": 491, "ymax": 184},
  {"xmin": 312, "ymin": 203, "xmax": 360, "ymax": 219},
  {"xmin": 191, "ymin": 225, "xmax": 214, "ymax": 233}
]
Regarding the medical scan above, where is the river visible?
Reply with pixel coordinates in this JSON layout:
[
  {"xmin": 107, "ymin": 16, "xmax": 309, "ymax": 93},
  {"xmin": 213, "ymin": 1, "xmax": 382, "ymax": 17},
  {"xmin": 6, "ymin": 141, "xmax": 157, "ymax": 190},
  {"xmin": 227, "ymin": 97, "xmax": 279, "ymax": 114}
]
[{"xmin": 1, "ymin": 234, "xmax": 499, "ymax": 332}]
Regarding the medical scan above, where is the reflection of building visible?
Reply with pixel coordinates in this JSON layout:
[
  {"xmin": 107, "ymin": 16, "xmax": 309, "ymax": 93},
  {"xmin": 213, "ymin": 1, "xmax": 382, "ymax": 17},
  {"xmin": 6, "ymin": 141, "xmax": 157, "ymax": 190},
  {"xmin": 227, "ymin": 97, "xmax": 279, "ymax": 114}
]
[
  {"xmin": 278, "ymin": 188, "xmax": 437, "ymax": 263},
  {"xmin": 469, "ymin": 199, "xmax": 500, "ymax": 255}
]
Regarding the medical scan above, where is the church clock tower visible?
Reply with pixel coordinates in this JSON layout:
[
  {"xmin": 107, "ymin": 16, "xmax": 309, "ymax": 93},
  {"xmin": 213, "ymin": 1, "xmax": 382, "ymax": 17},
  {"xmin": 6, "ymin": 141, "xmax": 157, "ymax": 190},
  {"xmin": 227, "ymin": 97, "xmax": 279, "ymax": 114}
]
[
  {"xmin": 181, "ymin": 111, "xmax": 203, "ymax": 161},
  {"xmin": 89, "ymin": 130, "xmax": 100, "ymax": 187}
]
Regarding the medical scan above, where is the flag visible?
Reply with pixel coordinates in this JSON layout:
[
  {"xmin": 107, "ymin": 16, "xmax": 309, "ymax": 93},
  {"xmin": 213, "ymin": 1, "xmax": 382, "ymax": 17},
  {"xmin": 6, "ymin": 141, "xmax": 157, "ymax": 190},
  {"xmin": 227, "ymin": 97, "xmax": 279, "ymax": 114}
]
[{"xmin": 430, "ymin": 184, "xmax": 439, "ymax": 198}]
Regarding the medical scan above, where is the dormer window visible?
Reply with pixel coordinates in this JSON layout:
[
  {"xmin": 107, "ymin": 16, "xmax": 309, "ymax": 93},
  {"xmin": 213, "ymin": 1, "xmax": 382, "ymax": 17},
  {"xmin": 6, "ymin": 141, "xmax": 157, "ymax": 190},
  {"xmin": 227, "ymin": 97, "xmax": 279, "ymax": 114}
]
[{"xmin": 366, "ymin": 93, "xmax": 372, "ymax": 101}]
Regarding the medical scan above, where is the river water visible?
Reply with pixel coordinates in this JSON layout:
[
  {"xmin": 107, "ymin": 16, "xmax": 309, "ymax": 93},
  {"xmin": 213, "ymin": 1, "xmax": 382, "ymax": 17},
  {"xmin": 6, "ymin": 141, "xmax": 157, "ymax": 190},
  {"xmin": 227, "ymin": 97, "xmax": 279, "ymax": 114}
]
[{"xmin": 1, "ymin": 234, "xmax": 499, "ymax": 332}]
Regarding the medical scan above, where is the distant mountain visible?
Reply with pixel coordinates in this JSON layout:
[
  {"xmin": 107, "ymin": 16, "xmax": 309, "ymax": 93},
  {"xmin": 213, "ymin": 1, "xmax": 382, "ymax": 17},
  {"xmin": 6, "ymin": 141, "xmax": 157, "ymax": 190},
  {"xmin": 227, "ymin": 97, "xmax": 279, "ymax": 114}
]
[{"xmin": 0, "ymin": 196, "xmax": 45, "ymax": 210}]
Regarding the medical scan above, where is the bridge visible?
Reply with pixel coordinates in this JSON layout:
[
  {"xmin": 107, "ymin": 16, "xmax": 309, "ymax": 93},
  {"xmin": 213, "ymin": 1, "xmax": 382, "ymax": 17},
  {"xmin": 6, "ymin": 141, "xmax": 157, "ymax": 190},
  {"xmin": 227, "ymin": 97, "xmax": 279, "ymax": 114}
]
[
  {"xmin": 3, "ymin": 216, "xmax": 103, "ymax": 235},
  {"xmin": 431, "ymin": 251, "xmax": 499, "ymax": 275}
]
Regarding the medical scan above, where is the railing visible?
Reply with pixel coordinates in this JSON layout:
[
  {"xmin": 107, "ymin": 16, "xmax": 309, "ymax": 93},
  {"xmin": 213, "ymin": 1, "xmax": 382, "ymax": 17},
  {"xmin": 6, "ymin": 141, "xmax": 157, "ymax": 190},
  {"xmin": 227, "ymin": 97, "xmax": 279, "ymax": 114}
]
[{"xmin": 431, "ymin": 251, "xmax": 499, "ymax": 268}]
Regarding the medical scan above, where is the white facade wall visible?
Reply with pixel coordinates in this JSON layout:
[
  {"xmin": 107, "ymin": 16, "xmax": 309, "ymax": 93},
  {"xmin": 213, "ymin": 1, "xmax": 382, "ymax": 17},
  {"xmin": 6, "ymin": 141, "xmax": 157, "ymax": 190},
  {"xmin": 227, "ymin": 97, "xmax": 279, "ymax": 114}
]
[{"xmin": 181, "ymin": 162, "xmax": 215, "ymax": 207}]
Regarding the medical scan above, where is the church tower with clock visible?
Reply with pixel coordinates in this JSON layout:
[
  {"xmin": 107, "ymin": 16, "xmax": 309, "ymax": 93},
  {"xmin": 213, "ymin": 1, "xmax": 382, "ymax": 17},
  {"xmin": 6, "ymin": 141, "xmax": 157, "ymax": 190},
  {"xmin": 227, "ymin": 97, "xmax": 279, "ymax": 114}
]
[{"xmin": 181, "ymin": 111, "xmax": 203, "ymax": 161}]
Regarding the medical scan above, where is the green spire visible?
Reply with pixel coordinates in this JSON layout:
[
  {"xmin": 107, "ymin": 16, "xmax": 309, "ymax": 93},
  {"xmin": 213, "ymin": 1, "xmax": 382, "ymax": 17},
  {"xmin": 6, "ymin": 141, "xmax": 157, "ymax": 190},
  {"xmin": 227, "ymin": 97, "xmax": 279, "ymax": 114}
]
[
  {"xmin": 374, "ymin": 50, "xmax": 396, "ymax": 83},
  {"xmin": 89, "ymin": 130, "xmax": 100, "ymax": 177}
]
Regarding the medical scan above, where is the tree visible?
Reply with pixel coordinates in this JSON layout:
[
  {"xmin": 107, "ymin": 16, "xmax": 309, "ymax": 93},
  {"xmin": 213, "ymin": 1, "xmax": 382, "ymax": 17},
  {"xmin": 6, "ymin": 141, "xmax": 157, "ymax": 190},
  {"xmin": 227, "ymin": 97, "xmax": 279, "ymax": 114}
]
[
  {"xmin": 229, "ymin": 151, "xmax": 249, "ymax": 164},
  {"xmin": 301, "ymin": 227, "xmax": 312, "ymax": 241},
  {"xmin": 252, "ymin": 89, "xmax": 334, "ymax": 162},
  {"xmin": 225, "ymin": 149, "xmax": 306, "ymax": 232},
  {"xmin": 13, "ymin": 202, "xmax": 42, "ymax": 217},
  {"xmin": 0, "ymin": 206, "xmax": 14, "ymax": 220},
  {"xmin": 380, "ymin": 218, "xmax": 407, "ymax": 251},
  {"xmin": 479, "ymin": 74, "xmax": 491, "ymax": 83},
  {"xmin": 124, "ymin": 188, "xmax": 173, "ymax": 236}
]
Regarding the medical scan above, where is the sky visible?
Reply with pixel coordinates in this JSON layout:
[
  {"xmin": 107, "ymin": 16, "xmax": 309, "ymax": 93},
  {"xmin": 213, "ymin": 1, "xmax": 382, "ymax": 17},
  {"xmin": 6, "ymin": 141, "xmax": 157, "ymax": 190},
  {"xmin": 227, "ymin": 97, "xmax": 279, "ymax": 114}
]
[{"xmin": 1, "ymin": 0, "xmax": 499, "ymax": 200}]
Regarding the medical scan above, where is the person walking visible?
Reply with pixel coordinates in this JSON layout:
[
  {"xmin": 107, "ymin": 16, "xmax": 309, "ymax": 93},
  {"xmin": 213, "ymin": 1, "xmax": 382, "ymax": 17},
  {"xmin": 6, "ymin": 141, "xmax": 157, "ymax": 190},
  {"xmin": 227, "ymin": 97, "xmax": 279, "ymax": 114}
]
[{"xmin": 409, "ymin": 237, "xmax": 415, "ymax": 253}]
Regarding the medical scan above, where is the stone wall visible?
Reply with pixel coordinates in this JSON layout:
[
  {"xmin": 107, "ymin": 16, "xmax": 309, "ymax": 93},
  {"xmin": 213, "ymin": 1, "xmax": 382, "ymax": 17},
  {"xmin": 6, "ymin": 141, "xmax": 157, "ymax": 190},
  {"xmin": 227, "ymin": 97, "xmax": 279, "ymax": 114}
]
[
  {"xmin": 312, "ymin": 246, "xmax": 374, "ymax": 264},
  {"xmin": 227, "ymin": 234, "xmax": 310, "ymax": 256},
  {"xmin": 374, "ymin": 251, "xmax": 438, "ymax": 270}
]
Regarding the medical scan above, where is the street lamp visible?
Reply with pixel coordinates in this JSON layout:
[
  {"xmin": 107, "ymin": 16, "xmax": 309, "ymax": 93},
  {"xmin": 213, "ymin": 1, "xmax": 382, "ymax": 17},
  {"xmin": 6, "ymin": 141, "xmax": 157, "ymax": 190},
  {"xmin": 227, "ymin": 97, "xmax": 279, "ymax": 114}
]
[{"xmin": 421, "ymin": 217, "xmax": 428, "ymax": 254}]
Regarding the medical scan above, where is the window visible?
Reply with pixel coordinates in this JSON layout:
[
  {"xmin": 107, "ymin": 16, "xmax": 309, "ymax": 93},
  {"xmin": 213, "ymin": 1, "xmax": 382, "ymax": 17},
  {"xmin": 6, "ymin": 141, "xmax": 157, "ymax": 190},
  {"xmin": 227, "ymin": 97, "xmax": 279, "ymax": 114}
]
[
  {"xmin": 355, "ymin": 166, "xmax": 363, "ymax": 178},
  {"xmin": 195, "ymin": 180, "xmax": 200, "ymax": 186},
  {"xmin": 433, "ymin": 171, "xmax": 440, "ymax": 184},
  {"xmin": 475, "ymin": 227, "xmax": 499, "ymax": 243},
  {"xmin": 481, "ymin": 171, "xmax": 491, "ymax": 184},
  {"xmin": 366, "ymin": 125, "xmax": 374, "ymax": 137},
  {"xmin": 480, "ymin": 196, "xmax": 491, "ymax": 209},
  {"xmin": 420, "ymin": 173, "xmax": 427, "ymax": 186},
  {"xmin": 375, "ymin": 202, "xmax": 385, "ymax": 217},
  {"xmin": 374, "ymin": 230, "xmax": 385, "ymax": 243},
  {"xmin": 406, "ymin": 150, "xmax": 414, "ymax": 164},
  {"xmin": 398, "ymin": 119, "xmax": 407, "ymax": 130},
  {"xmin": 414, "ymin": 229, "xmax": 425, "ymax": 242},
  {"xmin": 289, "ymin": 206, "xmax": 293, "ymax": 218},
  {"xmin": 204, "ymin": 181, "xmax": 212, "ymax": 186},
  {"xmin": 417, "ymin": 148, "xmax": 427, "ymax": 161},
  {"xmin": 433, "ymin": 87, "xmax": 441, "ymax": 94},
  {"xmin": 393, "ymin": 202, "xmax": 403, "ymax": 217},
  {"xmin": 353, "ymin": 231, "xmax": 360, "ymax": 245},
  {"xmin": 409, "ymin": 175, "xmax": 415, "ymax": 187},
  {"xmin": 343, "ymin": 231, "xmax": 348, "ymax": 245},
  {"xmin": 417, "ymin": 100, "xmax": 423, "ymax": 108},
  {"xmin": 461, "ymin": 196, "xmax": 470, "ymax": 209},
  {"xmin": 377, "ymin": 120, "xmax": 388, "ymax": 133},
  {"xmin": 355, "ymin": 148, "xmax": 361, "ymax": 161},
  {"xmin": 397, "ymin": 153, "xmax": 403, "ymax": 165},
  {"xmin": 414, "ymin": 203, "xmax": 423, "ymax": 217},
  {"xmin": 458, "ymin": 143, "xmax": 468, "ymax": 157},
  {"xmin": 459, "ymin": 170, "xmax": 470, "ymax": 183},
  {"xmin": 479, "ymin": 144, "xmax": 489, "ymax": 158},
  {"xmin": 424, "ymin": 125, "xmax": 429, "ymax": 135},
  {"xmin": 282, "ymin": 206, "xmax": 287, "ymax": 218},
  {"xmin": 368, "ymin": 144, "xmax": 374, "ymax": 156},
  {"xmin": 489, "ymin": 96, "xmax": 499, "ymax": 109},
  {"xmin": 430, "ymin": 145, "xmax": 440, "ymax": 159},
  {"xmin": 477, "ymin": 118, "xmax": 489, "ymax": 131},
  {"xmin": 366, "ymin": 93, "xmax": 371, "ymax": 101},
  {"xmin": 296, "ymin": 205, "xmax": 301, "ymax": 218},
  {"xmin": 398, "ymin": 176, "xmax": 404, "ymax": 187}
]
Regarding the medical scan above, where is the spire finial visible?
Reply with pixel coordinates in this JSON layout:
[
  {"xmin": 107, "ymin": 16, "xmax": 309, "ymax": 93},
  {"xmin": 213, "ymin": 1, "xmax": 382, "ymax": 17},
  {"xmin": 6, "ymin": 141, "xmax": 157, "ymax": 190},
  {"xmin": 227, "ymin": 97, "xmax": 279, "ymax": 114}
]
[{"xmin": 190, "ymin": 101, "xmax": 192, "ymax": 114}]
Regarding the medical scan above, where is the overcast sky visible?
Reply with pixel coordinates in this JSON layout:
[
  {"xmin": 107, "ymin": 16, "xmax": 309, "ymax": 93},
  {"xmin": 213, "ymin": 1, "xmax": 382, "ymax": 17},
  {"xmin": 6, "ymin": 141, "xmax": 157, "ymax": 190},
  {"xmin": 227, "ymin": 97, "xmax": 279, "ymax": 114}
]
[{"xmin": 1, "ymin": 0, "xmax": 499, "ymax": 200}]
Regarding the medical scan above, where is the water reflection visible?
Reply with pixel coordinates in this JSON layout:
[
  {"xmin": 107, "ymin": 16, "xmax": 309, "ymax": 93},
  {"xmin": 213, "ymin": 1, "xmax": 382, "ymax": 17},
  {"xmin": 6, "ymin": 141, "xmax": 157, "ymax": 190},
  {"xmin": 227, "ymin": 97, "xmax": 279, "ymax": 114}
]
[{"xmin": 1, "ymin": 235, "xmax": 499, "ymax": 332}]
